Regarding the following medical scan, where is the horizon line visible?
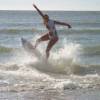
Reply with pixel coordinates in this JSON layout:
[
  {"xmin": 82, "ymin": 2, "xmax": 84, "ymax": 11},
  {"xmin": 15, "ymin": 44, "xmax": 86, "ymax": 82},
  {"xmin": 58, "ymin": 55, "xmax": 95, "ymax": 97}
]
[{"xmin": 0, "ymin": 9, "xmax": 100, "ymax": 11}]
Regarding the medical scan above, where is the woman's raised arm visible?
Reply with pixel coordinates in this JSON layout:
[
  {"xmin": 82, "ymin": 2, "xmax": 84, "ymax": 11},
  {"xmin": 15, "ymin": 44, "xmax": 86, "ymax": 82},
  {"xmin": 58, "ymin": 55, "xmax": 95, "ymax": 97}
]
[{"xmin": 33, "ymin": 4, "xmax": 44, "ymax": 18}]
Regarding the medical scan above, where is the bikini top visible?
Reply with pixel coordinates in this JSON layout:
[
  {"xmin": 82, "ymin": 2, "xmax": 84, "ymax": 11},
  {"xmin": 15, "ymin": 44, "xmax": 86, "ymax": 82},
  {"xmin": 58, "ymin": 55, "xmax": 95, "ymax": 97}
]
[{"xmin": 46, "ymin": 19, "xmax": 56, "ymax": 33}]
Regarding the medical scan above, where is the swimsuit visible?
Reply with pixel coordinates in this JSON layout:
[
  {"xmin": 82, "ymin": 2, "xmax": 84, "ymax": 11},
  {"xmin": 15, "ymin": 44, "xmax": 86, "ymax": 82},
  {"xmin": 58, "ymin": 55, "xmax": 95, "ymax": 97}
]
[{"xmin": 46, "ymin": 19, "xmax": 58, "ymax": 39}]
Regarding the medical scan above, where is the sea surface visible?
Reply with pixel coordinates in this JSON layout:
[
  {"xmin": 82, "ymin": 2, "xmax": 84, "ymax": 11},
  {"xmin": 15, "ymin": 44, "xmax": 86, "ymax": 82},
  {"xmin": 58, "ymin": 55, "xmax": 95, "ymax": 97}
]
[{"xmin": 0, "ymin": 10, "xmax": 100, "ymax": 100}]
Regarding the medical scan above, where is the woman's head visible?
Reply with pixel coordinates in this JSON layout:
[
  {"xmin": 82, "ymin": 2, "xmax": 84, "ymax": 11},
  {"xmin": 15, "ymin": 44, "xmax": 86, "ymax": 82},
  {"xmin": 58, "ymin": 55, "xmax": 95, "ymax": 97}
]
[{"xmin": 43, "ymin": 14, "xmax": 49, "ymax": 22}]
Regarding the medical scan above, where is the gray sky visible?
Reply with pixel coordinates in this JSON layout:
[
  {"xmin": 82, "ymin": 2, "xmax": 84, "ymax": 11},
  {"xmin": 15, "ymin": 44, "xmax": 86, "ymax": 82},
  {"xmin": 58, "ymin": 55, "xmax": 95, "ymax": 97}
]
[{"xmin": 0, "ymin": 0, "xmax": 100, "ymax": 11}]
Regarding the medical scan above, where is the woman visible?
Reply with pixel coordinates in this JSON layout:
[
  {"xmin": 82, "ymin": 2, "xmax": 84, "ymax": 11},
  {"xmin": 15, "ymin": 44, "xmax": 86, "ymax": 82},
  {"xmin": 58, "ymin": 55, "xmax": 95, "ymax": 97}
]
[{"xmin": 33, "ymin": 4, "xmax": 71, "ymax": 59}]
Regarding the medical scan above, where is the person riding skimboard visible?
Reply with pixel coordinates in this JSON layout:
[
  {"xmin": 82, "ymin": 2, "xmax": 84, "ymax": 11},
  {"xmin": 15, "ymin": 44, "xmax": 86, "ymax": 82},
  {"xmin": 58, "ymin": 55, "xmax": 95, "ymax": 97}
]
[{"xmin": 33, "ymin": 4, "xmax": 72, "ymax": 59}]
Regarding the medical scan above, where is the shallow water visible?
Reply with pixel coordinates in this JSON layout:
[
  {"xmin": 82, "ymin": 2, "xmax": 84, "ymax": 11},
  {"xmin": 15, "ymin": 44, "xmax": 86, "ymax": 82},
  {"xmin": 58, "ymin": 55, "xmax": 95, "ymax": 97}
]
[{"xmin": 0, "ymin": 11, "xmax": 100, "ymax": 99}]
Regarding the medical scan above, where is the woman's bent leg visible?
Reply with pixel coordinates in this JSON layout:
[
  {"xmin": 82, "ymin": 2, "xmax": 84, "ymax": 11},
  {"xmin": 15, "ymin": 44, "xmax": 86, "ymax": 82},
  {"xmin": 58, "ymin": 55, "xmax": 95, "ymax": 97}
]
[{"xmin": 35, "ymin": 33, "xmax": 49, "ymax": 48}]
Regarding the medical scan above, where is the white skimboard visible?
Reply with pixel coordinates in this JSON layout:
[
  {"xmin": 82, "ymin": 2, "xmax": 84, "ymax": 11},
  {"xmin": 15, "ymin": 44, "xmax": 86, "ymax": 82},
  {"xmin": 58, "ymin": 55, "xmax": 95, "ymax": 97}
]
[{"xmin": 21, "ymin": 38, "xmax": 42, "ymax": 59}]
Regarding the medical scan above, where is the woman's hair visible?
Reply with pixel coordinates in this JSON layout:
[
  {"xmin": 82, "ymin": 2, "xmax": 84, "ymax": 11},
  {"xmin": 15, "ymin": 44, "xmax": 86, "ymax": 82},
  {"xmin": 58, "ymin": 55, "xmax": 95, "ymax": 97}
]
[{"xmin": 44, "ymin": 14, "xmax": 49, "ymax": 19}]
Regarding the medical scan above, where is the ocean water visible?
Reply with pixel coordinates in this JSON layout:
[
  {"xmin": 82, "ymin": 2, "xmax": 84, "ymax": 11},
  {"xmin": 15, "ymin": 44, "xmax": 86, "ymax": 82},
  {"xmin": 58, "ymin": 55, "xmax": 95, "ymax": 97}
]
[{"xmin": 0, "ymin": 11, "xmax": 100, "ymax": 100}]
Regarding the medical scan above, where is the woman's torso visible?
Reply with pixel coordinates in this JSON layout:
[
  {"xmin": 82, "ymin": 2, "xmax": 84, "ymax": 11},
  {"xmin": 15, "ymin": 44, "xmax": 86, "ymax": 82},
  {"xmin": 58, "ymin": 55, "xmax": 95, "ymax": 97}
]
[{"xmin": 45, "ymin": 19, "xmax": 57, "ymax": 37}]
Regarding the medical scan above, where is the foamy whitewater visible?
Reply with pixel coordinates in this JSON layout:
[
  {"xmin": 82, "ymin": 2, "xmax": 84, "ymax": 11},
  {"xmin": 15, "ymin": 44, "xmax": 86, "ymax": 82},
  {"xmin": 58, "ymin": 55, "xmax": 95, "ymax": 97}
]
[{"xmin": 0, "ymin": 11, "xmax": 100, "ymax": 100}]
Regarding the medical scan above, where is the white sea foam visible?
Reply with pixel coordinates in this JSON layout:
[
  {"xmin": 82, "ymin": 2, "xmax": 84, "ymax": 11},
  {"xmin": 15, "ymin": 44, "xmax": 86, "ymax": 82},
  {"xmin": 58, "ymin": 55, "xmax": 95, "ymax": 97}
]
[{"xmin": 0, "ymin": 41, "xmax": 100, "ymax": 92}]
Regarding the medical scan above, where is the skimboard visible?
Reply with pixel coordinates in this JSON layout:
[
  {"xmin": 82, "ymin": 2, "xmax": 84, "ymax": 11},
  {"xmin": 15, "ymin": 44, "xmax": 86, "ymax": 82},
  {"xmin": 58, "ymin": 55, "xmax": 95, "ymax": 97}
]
[{"xmin": 21, "ymin": 38, "xmax": 42, "ymax": 59}]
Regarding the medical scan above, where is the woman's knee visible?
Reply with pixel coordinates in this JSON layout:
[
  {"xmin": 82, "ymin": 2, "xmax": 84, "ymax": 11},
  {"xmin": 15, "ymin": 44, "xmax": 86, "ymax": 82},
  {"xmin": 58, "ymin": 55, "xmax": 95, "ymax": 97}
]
[{"xmin": 53, "ymin": 37, "xmax": 59, "ymax": 43}]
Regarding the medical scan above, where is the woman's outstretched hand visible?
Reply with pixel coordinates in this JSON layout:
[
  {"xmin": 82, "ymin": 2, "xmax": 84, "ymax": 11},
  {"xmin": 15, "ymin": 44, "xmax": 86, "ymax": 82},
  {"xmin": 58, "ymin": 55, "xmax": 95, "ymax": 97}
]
[
  {"xmin": 33, "ymin": 4, "xmax": 37, "ymax": 8},
  {"xmin": 68, "ymin": 24, "xmax": 72, "ymax": 28}
]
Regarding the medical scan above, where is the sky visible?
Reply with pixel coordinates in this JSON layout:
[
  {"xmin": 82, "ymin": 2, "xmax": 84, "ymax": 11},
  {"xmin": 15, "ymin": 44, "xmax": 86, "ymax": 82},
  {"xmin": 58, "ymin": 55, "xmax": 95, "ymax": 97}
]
[{"xmin": 0, "ymin": 0, "xmax": 100, "ymax": 11}]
